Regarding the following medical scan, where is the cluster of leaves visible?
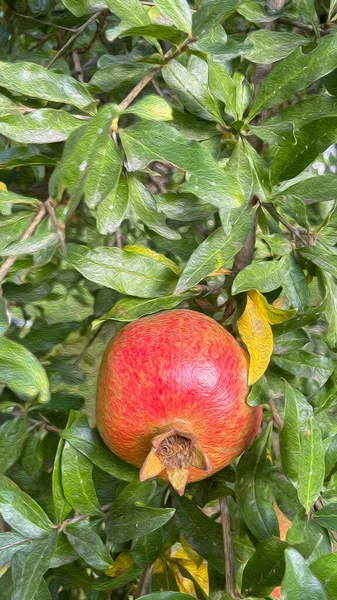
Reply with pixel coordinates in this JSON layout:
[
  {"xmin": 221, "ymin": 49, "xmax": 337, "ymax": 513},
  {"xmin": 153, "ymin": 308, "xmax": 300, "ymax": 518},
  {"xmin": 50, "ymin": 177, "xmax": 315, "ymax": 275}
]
[{"xmin": 2, "ymin": 0, "xmax": 337, "ymax": 598}]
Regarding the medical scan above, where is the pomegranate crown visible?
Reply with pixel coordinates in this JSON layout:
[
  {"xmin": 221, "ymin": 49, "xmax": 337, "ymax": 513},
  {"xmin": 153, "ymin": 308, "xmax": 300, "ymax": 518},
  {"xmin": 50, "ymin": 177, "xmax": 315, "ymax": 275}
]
[{"xmin": 139, "ymin": 421, "xmax": 212, "ymax": 495}]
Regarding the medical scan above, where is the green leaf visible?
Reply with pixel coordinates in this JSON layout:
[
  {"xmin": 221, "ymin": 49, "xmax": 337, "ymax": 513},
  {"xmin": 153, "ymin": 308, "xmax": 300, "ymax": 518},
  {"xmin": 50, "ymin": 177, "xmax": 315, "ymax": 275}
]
[
  {"xmin": 106, "ymin": 506, "xmax": 175, "ymax": 543},
  {"xmin": 273, "ymin": 174, "xmax": 337, "ymax": 205},
  {"xmin": 93, "ymin": 293, "xmax": 194, "ymax": 325},
  {"xmin": 249, "ymin": 35, "xmax": 337, "ymax": 119},
  {"xmin": 271, "ymin": 117, "xmax": 337, "ymax": 181},
  {"xmin": 281, "ymin": 254, "xmax": 310, "ymax": 311},
  {"xmin": 154, "ymin": 0, "xmax": 192, "ymax": 33},
  {"xmin": 65, "ymin": 521, "xmax": 112, "ymax": 571},
  {"xmin": 0, "ymin": 109, "xmax": 82, "ymax": 144},
  {"xmin": 172, "ymin": 493, "xmax": 225, "ymax": 574},
  {"xmin": 175, "ymin": 207, "xmax": 255, "ymax": 294},
  {"xmin": 119, "ymin": 120, "xmax": 242, "ymax": 207},
  {"xmin": 0, "ymin": 532, "xmax": 30, "ymax": 568},
  {"xmin": 52, "ymin": 438, "xmax": 71, "ymax": 525},
  {"xmin": 62, "ymin": 415, "xmax": 137, "ymax": 481},
  {"xmin": 311, "ymin": 553, "xmax": 337, "ymax": 600},
  {"xmin": 61, "ymin": 441, "xmax": 102, "ymax": 517},
  {"xmin": 297, "ymin": 416, "xmax": 325, "ymax": 511},
  {"xmin": 0, "ymin": 214, "xmax": 34, "ymax": 253},
  {"xmin": 162, "ymin": 60, "xmax": 221, "ymax": 122},
  {"xmin": 207, "ymin": 59, "xmax": 237, "ymax": 118},
  {"xmin": 66, "ymin": 243, "xmax": 178, "ymax": 298},
  {"xmin": 125, "ymin": 95, "xmax": 173, "ymax": 121},
  {"xmin": 34, "ymin": 579, "xmax": 51, "ymax": 600},
  {"xmin": 0, "ymin": 220, "xmax": 58, "ymax": 257},
  {"xmin": 0, "ymin": 416, "xmax": 29, "ymax": 473},
  {"xmin": 50, "ymin": 533, "xmax": 78, "ymax": 568},
  {"xmin": 192, "ymin": 0, "xmax": 238, "ymax": 36},
  {"xmin": 131, "ymin": 527, "xmax": 166, "ymax": 567},
  {"xmin": 252, "ymin": 95, "xmax": 337, "ymax": 146},
  {"xmin": 11, "ymin": 533, "xmax": 57, "ymax": 600},
  {"xmin": 313, "ymin": 503, "xmax": 337, "ymax": 530},
  {"xmin": 113, "ymin": 480, "xmax": 157, "ymax": 512},
  {"xmin": 119, "ymin": 24, "xmax": 184, "ymax": 44},
  {"xmin": 321, "ymin": 272, "xmax": 337, "ymax": 349},
  {"xmin": 61, "ymin": 0, "xmax": 108, "ymax": 16},
  {"xmin": 243, "ymin": 30, "xmax": 309, "ymax": 64},
  {"xmin": 279, "ymin": 383, "xmax": 312, "ymax": 485},
  {"xmin": 0, "ymin": 336, "xmax": 50, "ymax": 403},
  {"xmin": 0, "ymin": 474, "xmax": 53, "ymax": 537},
  {"xmin": 106, "ymin": 0, "xmax": 150, "ymax": 25},
  {"xmin": 0, "ymin": 190, "xmax": 40, "ymax": 216},
  {"xmin": 232, "ymin": 257, "xmax": 286, "ymax": 295},
  {"xmin": 242, "ymin": 537, "xmax": 288, "ymax": 596},
  {"xmin": 236, "ymin": 425, "xmax": 279, "ymax": 540},
  {"xmin": 90, "ymin": 63, "xmax": 153, "ymax": 93},
  {"xmin": 281, "ymin": 548, "xmax": 328, "ymax": 600},
  {"xmin": 0, "ymin": 62, "xmax": 96, "ymax": 114},
  {"xmin": 300, "ymin": 243, "xmax": 337, "ymax": 279},
  {"xmin": 273, "ymin": 350, "xmax": 335, "ymax": 383},
  {"xmin": 128, "ymin": 176, "xmax": 180, "ymax": 240},
  {"xmin": 96, "ymin": 174, "xmax": 129, "ymax": 234}
]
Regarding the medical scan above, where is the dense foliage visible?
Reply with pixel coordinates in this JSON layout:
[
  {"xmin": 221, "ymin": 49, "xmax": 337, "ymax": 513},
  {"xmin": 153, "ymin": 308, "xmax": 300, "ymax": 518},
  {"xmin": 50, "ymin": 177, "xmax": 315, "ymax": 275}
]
[{"xmin": 1, "ymin": 0, "xmax": 337, "ymax": 598}]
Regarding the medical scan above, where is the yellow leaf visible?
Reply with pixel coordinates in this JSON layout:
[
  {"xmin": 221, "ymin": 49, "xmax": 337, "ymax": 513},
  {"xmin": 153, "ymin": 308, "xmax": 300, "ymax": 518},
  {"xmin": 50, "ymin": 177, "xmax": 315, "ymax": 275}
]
[
  {"xmin": 104, "ymin": 552, "xmax": 133, "ymax": 577},
  {"xmin": 238, "ymin": 295, "xmax": 273, "ymax": 385},
  {"xmin": 0, "ymin": 182, "xmax": 7, "ymax": 191},
  {"xmin": 248, "ymin": 289, "xmax": 297, "ymax": 324},
  {"xmin": 168, "ymin": 561, "xmax": 197, "ymax": 596}
]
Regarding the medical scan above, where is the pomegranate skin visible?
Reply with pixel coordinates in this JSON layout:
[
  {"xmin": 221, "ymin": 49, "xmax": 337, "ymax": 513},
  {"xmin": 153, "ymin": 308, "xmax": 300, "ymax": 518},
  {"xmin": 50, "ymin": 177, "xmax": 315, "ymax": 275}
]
[{"xmin": 96, "ymin": 309, "xmax": 262, "ymax": 483}]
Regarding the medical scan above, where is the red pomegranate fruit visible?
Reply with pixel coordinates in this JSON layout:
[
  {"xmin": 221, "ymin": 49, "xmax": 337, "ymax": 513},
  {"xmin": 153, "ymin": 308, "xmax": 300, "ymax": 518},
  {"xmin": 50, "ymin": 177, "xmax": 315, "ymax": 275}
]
[{"xmin": 96, "ymin": 309, "xmax": 262, "ymax": 495}]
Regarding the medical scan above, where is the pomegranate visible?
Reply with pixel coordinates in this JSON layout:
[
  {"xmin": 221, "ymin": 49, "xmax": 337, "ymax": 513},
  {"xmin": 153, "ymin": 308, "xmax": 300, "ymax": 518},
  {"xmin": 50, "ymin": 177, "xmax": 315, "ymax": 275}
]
[{"xmin": 96, "ymin": 309, "xmax": 262, "ymax": 495}]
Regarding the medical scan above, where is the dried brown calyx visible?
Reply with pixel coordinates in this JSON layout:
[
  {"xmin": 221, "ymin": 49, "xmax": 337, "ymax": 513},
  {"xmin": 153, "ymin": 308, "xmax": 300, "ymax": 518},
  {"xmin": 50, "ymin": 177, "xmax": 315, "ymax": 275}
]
[{"xmin": 140, "ymin": 424, "xmax": 212, "ymax": 496}]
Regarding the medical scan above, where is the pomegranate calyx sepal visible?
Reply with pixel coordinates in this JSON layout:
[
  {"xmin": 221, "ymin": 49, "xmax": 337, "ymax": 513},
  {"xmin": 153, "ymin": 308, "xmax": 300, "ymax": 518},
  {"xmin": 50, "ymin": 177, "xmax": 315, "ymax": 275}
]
[{"xmin": 139, "ymin": 425, "xmax": 212, "ymax": 496}]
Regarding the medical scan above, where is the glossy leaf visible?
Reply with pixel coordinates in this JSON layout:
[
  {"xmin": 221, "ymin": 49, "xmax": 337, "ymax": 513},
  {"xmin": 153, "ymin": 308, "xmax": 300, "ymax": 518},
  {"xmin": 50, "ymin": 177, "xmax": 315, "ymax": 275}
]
[
  {"xmin": 297, "ymin": 416, "xmax": 325, "ymax": 511},
  {"xmin": 0, "ymin": 474, "xmax": 53, "ymax": 537},
  {"xmin": 66, "ymin": 243, "xmax": 178, "ymax": 298},
  {"xmin": 175, "ymin": 208, "xmax": 255, "ymax": 294},
  {"xmin": 106, "ymin": 506, "xmax": 175, "ymax": 544},
  {"xmin": 65, "ymin": 521, "xmax": 112, "ymax": 570},
  {"xmin": 125, "ymin": 95, "xmax": 173, "ymax": 121},
  {"xmin": 311, "ymin": 553, "xmax": 337, "ymax": 600},
  {"xmin": 0, "ymin": 416, "xmax": 29, "ymax": 473},
  {"xmin": 0, "ymin": 532, "xmax": 29, "ymax": 567},
  {"xmin": 192, "ymin": 0, "xmax": 238, "ymax": 35},
  {"xmin": 232, "ymin": 257, "xmax": 286, "ymax": 295},
  {"xmin": 61, "ymin": 441, "xmax": 102, "ymax": 516},
  {"xmin": 242, "ymin": 537, "xmax": 288, "ymax": 596},
  {"xmin": 52, "ymin": 438, "xmax": 71, "ymax": 525},
  {"xmin": 0, "ymin": 336, "xmax": 50, "ymax": 403},
  {"xmin": 279, "ymin": 383, "xmax": 312, "ymax": 485},
  {"xmin": 249, "ymin": 35, "xmax": 337, "ymax": 119},
  {"xmin": 11, "ymin": 533, "xmax": 57, "ymax": 600},
  {"xmin": 94, "ymin": 292, "xmax": 194, "ymax": 325},
  {"xmin": 313, "ymin": 503, "xmax": 337, "ymax": 530},
  {"xmin": 243, "ymin": 30, "xmax": 309, "ymax": 64},
  {"xmin": 0, "ymin": 61, "xmax": 96, "ymax": 114},
  {"xmin": 97, "ymin": 174, "xmax": 129, "ymax": 234},
  {"xmin": 0, "ymin": 109, "xmax": 82, "ymax": 144},
  {"xmin": 236, "ymin": 425, "xmax": 279, "ymax": 540},
  {"xmin": 154, "ymin": 0, "xmax": 192, "ymax": 33},
  {"xmin": 119, "ymin": 120, "xmax": 243, "ymax": 207},
  {"xmin": 172, "ymin": 494, "xmax": 225, "ymax": 574},
  {"xmin": 61, "ymin": 415, "xmax": 137, "ymax": 481},
  {"xmin": 281, "ymin": 548, "xmax": 328, "ymax": 600}
]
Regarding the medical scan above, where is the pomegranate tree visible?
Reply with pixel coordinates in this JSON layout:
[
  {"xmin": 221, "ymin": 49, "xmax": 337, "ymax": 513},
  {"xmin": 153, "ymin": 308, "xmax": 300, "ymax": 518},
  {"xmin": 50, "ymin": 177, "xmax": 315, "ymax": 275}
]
[{"xmin": 96, "ymin": 309, "xmax": 262, "ymax": 495}]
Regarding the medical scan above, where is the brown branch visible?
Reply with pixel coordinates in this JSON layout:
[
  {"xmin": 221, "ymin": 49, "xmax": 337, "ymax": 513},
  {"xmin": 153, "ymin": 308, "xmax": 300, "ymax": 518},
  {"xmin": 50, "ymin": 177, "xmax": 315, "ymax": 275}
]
[
  {"xmin": 134, "ymin": 563, "xmax": 155, "ymax": 599},
  {"xmin": 269, "ymin": 398, "xmax": 284, "ymax": 430},
  {"xmin": 264, "ymin": 203, "xmax": 307, "ymax": 246},
  {"xmin": 45, "ymin": 199, "xmax": 66, "ymax": 253},
  {"xmin": 220, "ymin": 497, "xmax": 240, "ymax": 600},
  {"xmin": 47, "ymin": 11, "xmax": 103, "ymax": 69},
  {"xmin": 118, "ymin": 38, "xmax": 193, "ymax": 112},
  {"xmin": 232, "ymin": 197, "xmax": 259, "ymax": 274},
  {"xmin": 72, "ymin": 50, "xmax": 84, "ymax": 82},
  {"xmin": 14, "ymin": 12, "xmax": 77, "ymax": 32},
  {"xmin": 0, "ymin": 203, "xmax": 46, "ymax": 294}
]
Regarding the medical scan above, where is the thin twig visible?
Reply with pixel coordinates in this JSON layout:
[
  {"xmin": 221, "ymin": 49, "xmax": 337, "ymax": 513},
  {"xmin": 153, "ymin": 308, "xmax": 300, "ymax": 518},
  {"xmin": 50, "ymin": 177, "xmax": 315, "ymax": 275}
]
[
  {"xmin": 45, "ymin": 199, "xmax": 67, "ymax": 253},
  {"xmin": 0, "ymin": 203, "xmax": 46, "ymax": 294},
  {"xmin": 134, "ymin": 564, "xmax": 155, "ymax": 599},
  {"xmin": 118, "ymin": 38, "xmax": 193, "ymax": 112},
  {"xmin": 220, "ymin": 497, "xmax": 240, "ymax": 600},
  {"xmin": 264, "ymin": 203, "xmax": 307, "ymax": 246},
  {"xmin": 72, "ymin": 50, "xmax": 84, "ymax": 82},
  {"xmin": 47, "ymin": 11, "xmax": 102, "ymax": 69},
  {"xmin": 269, "ymin": 398, "xmax": 284, "ymax": 430},
  {"xmin": 74, "ymin": 324, "xmax": 103, "ymax": 365},
  {"xmin": 14, "ymin": 12, "xmax": 77, "ymax": 32}
]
